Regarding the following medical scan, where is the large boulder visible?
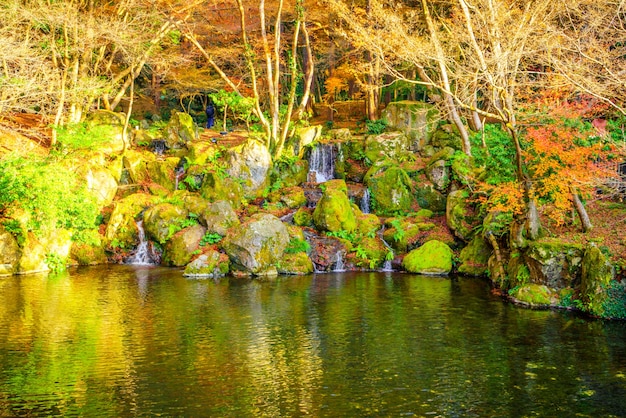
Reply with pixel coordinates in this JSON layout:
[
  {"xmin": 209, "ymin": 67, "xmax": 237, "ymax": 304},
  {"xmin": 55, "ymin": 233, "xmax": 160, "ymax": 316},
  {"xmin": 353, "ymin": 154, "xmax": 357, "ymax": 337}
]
[
  {"xmin": 278, "ymin": 252, "xmax": 315, "ymax": 275},
  {"xmin": 162, "ymin": 224, "xmax": 206, "ymax": 267},
  {"xmin": 226, "ymin": 138, "xmax": 272, "ymax": 198},
  {"xmin": 123, "ymin": 149, "xmax": 156, "ymax": 184},
  {"xmin": 165, "ymin": 110, "xmax": 197, "ymax": 149},
  {"xmin": 524, "ymin": 239, "xmax": 584, "ymax": 289},
  {"xmin": 365, "ymin": 164, "xmax": 415, "ymax": 215},
  {"xmin": 295, "ymin": 125, "xmax": 323, "ymax": 157},
  {"xmin": 364, "ymin": 132, "xmax": 412, "ymax": 163},
  {"xmin": 580, "ymin": 245, "xmax": 614, "ymax": 316},
  {"xmin": 199, "ymin": 171, "xmax": 245, "ymax": 208},
  {"xmin": 85, "ymin": 167, "xmax": 118, "ymax": 207},
  {"xmin": 146, "ymin": 157, "xmax": 180, "ymax": 191},
  {"xmin": 143, "ymin": 203, "xmax": 189, "ymax": 245},
  {"xmin": 313, "ymin": 179, "xmax": 357, "ymax": 233},
  {"xmin": 0, "ymin": 227, "xmax": 20, "ymax": 276},
  {"xmin": 446, "ymin": 189, "xmax": 477, "ymax": 241},
  {"xmin": 222, "ymin": 213, "xmax": 290, "ymax": 275},
  {"xmin": 458, "ymin": 235, "xmax": 492, "ymax": 276},
  {"xmin": 425, "ymin": 148, "xmax": 455, "ymax": 192},
  {"xmin": 17, "ymin": 232, "xmax": 49, "ymax": 274},
  {"xmin": 201, "ymin": 200, "xmax": 240, "ymax": 236},
  {"xmin": 84, "ymin": 110, "xmax": 129, "ymax": 154},
  {"xmin": 381, "ymin": 101, "xmax": 439, "ymax": 149},
  {"xmin": 402, "ymin": 240, "xmax": 454, "ymax": 275},
  {"xmin": 183, "ymin": 250, "xmax": 230, "ymax": 278}
]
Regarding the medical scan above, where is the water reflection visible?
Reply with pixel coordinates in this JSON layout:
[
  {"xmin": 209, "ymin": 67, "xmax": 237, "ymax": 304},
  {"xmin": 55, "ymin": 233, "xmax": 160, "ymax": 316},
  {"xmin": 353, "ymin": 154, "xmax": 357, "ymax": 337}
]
[{"xmin": 0, "ymin": 266, "xmax": 624, "ymax": 416}]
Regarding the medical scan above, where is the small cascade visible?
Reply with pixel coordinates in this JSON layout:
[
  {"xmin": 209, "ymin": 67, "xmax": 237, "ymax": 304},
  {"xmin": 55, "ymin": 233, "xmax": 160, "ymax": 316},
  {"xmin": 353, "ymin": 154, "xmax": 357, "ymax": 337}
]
[
  {"xmin": 126, "ymin": 221, "xmax": 156, "ymax": 265},
  {"xmin": 308, "ymin": 143, "xmax": 336, "ymax": 183},
  {"xmin": 333, "ymin": 251, "xmax": 346, "ymax": 272},
  {"xmin": 360, "ymin": 188, "xmax": 371, "ymax": 214},
  {"xmin": 378, "ymin": 225, "xmax": 395, "ymax": 272}
]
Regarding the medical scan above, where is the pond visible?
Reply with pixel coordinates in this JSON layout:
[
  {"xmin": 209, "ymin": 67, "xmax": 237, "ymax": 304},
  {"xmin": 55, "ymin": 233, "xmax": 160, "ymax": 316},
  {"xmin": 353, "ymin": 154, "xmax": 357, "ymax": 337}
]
[{"xmin": 0, "ymin": 265, "xmax": 625, "ymax": 417}]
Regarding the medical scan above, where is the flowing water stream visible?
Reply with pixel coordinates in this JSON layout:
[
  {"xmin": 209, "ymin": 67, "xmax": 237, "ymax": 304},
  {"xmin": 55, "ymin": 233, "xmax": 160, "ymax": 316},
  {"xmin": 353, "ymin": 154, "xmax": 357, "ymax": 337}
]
[{"xmin": 0, "ymin": 266, "xmax": 624, "ymax": 417}]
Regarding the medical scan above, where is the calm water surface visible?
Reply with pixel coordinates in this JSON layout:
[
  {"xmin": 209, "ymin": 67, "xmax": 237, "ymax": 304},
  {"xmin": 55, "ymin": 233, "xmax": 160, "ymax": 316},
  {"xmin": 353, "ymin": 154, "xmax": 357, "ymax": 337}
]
[{"xmin": 0, "ymin": 265, "xmax": 625, "ymax": 417}]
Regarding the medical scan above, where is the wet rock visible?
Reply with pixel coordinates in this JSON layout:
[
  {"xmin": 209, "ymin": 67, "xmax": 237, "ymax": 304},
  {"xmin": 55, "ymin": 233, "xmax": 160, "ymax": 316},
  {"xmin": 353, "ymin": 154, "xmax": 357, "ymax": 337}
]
[
  {"xmin": 222, "ymin": 213, "xmax": 289, "ymax": 275},
  {"xmin": 402, "ymin": 240, "xmax": 453, "ymax": 275}
]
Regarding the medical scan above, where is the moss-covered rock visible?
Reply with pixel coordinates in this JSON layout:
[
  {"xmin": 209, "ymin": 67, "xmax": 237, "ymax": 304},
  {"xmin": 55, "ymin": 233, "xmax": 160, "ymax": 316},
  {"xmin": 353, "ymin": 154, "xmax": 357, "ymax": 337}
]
[
  {"xmin": 222, "ymin": 213, "xmax": 290, "ymax": 275},
  {"xmin": 0, "ymin": 227, "xmax": 20, "ymax": 276},
  {"xmin": 364, "ymin": 132, "xmax": 412, "ymax": 163},
  {"xmin": 415, "ymin": 184, "xmax": 447, "ymax": 213},
  {"xmin": 425, "ymin": 148, "xmax": 455, "ymax": 192},
  {"xmin": 201, "ymin": 200, "xmax": 240, "ymax": 236},
  {"xmin": 143, "ymin": 203, "xmax": 189, "ymax": 245},
  {"xmin": 352, "ymin": 236, "xmax": 389, "ymax": 269},
  {"xmin": 458, "ymin": 235, "xmax": 492, "ymax": 276},
  {"xmin": 162, "ymin": 224, "xmax": 206, "ymax": 267},
  {"xmin": 446, "ymin": 189, "xmax": 477, "ymax": 241},
  {"xmin": 226, "ymin": 138, "xmax": 272, "ymax": 198},
  {"xmin": 186, "ymin": 141, "xmax": 221, "ymax": 165},
  {"xmin": 17, "ymin": 232, "xmax": 49, "ymax": 274},
  {"xmin": 84, "ymin": 110, "xmax": 129, "ymax": 154},
  {"xmin": 429, "ymin": 123, "xmax": 462, "ymax": 150},
  {"xmin": 70, "ymin": 241, "xmax": 107, "ymax": 266},
  {"xmin": 270, "ymin": 159, "xmax": 309, "ymax": 188},
  {"xmin": 402, "ymin": 240, "xmax": 453, "ymax": 275},
  {"xmin": 146, "ymin": 157, "xmax": 180, "ymax": 191},
  {"xmin": 381, "ymin": 101, "xmax": 439, "ymax": 149},
  {"xmin": 313, "ymin": 179, "xmax": 357, "ymax": 232},
  {"xmin": 165, "ymin": 110, "xmax": 197, "ymax": 149},
  {"xmin": 199, "ymin": 171, "xmax": 245, "ymax": 208},
  {"xmin": 183, "ymin": 249, "xmax": 230, "ymax": 278},
  {"xmin": 580, "ymin": 245, "xmax": 614, "ymax": 317},
  {"xmin": 278, "ymin": 186, "xmax": 307, "ymax": 209},
  {"xmin": 525, "ymin": 239, "xmax": 584, "ymax": 289},
  {"xmin": 383, "ymin": 219, "xmax": 427, "ymax": 253},
  {"xmin": 509, "ymin": 284, "xmax": 557, "ymax": 307},
  {"xmin": 104, "ymin": 193, "xmax": 157, "ymax": 251},
  {"xmin": 356, "ymin": 212, "xmax": 382, "ymax": 236},
  {"xmin": 123, "ymin": 149, "xmax": 156, "ymax": 184},
  {"xmin": 365, "ymin": 164, "xmax": 415, "ymax": 215},
  {"xmin": 293, "ymin": 207, "xmax": 313, "ymax": 227},
  {"xmin": 278, "ymin": 252, "xmax": 315, "ymax": 275}
]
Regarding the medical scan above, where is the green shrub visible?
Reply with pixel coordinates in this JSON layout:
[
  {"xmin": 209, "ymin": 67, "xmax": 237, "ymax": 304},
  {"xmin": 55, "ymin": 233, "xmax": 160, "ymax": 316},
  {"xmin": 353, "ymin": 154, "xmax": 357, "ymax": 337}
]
[
  {"xmin": 470, "ymin": 124, "xmax": 517, "ymax": 185},
  {"xmin": 200, "ymin": 232, "xmax": 223, "ymax": 246},
  {"xmin": 285, "ymin": 237, "xmax": 311, "ymax": 254},
  {"xmin": 366, "ymin": 119, "xmax": 388, "ymax": 135},
  {"xmin": 0, "ymin": 156, "xmax": 99, "ymax": 241}
]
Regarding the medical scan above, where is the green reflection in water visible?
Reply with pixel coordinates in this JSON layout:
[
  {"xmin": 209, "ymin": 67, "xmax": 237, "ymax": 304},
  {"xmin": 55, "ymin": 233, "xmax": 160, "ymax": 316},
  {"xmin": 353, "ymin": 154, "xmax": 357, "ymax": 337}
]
[{"xmin": 0, "ymin": 266, "xmax": 624, "ymax": 417}]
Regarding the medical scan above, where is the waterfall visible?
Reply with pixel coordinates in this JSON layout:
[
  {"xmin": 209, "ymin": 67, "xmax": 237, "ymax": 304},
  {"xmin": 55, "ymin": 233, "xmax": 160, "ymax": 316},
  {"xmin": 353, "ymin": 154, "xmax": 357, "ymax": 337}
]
[
  {"xmin": 360, "ymin": 188, "xmax": 371, "ymax": 214},
  {"xmin": 333, "ymin": 251, "xmax": 346, "ymax": 272},
  {"xmin": 308, "ymin": 143, "xmax": 335, "ymax": 183},
  {"xmin": 126, "ymin": 221, "xmax": 155, "ymax": 265},
  {"xmin": 378, "ymin": 225, "xmax": 394, "ymax": 272}
]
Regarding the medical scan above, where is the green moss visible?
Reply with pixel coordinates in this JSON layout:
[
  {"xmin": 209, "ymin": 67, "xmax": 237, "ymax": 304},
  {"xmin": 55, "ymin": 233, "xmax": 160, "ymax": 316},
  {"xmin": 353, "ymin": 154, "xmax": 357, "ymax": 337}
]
[
  {"xmin": 580, "ymin": 245, "xmax": 614, "ymax": 316},
  {"xmin": 509, "ymin": 284, "xmax": 555, "ymax": 306},
  {"xmin": 313, "ymin": 180, "xmax": 357, "ymax": 232},
  {"xmin": 277, "ymin": 252, "xmax": 314, "ymax": 275},
  {"xmin": 402, "ymin": 240, "xmax": 453, "ymax": 275},
  {"xmin": 293, "ymin": 207, "xmax": 313, "ymax": 227},
  {"xmin": 366, "ymin": 165, "xmax": 415, "ymax": 215},
  {"xmin": 458, "ymin": 235, "xmax": 492, "ymax": 276}
]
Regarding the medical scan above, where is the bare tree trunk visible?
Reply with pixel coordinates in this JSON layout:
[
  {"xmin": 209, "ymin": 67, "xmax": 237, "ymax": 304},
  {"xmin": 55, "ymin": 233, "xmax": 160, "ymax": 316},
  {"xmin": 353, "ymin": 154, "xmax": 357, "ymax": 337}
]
[
  {"xmin": 571, "ymin": 188, "xmax": 593, "ymax": 232},
  {"xmin": 421, "ymin": 0, "xmax": 472, "ymax": 156}
]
